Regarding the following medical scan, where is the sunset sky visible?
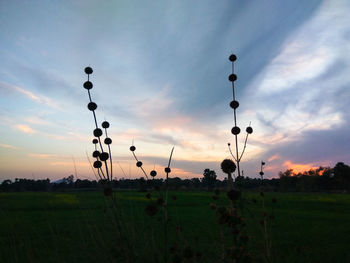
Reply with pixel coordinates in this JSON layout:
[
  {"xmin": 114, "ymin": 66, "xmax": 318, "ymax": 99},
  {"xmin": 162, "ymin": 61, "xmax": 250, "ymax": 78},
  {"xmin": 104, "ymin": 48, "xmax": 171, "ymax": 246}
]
[{"xmin": 1, "ymin": 0, "xmax": 349, "ymax": 181}]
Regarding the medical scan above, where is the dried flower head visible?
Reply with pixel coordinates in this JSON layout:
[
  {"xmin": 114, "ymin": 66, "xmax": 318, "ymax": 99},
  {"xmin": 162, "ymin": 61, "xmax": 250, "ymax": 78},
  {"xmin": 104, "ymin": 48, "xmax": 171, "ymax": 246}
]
[
  {"xmin": 101, "ymin": 121, "xmax": 110, "ymax": 129},
  {"xmin": 246, "ymin": 126, "xmax": 253, "ymax": 134},
  {"xmin": 129, "ymin": 146, "xmax": 136, "ymax": 152},
  {"xmin": 221, "ymin": 159, "xmax": 236, "ymax": 174},
  {"xmin": 104, "ymin": 138, "xmax": 112, "ymax": 145},
  {"xmin": 228, "ymin": 74, "xmax": 237, "ymax": 82},
  {"xmin": 92, "ymin": 150, "xmax": 100, "ymax": 158},
  {"xmin": 93, "ymin": 160, "xmax": 102, "ymax": 168},
  {"xmin": 229, "ymin": 54, "xmax": 237, "ymax": 62},
  {"xmin": 83, "ymin": 81, "xmax": 93, "ymax": 90},
  {"xmin": 84, "ymin": 67, "xmax": 93, "ymax": 74},
  {"xmin": 87, "ymin": 102, "xmax": 97, "ymax": 111},
  {"xmin": 150, "ymin": 170, "xmax": 157, "ymax": 177},
  {"xmin": 93, "ymin": 128, "xmax": 103, "ymax": 137},
  {"xmin": 231, "ymin": 126, "xmax": 241, "ymax": 135},
  {"xmin": 99, "ymin": 152, "xmax": 109, "ymax": 161},
  {"xmin": 230, "ymin": 100, "xmax": 239, "ymax": 109}
]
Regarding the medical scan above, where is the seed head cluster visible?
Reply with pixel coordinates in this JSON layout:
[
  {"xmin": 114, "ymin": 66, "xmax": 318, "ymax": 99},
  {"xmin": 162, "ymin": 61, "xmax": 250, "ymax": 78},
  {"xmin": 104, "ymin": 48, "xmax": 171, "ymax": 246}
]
[{"xmin": 83, "ymin": 67, "xmax": 113, "ymax": 188}]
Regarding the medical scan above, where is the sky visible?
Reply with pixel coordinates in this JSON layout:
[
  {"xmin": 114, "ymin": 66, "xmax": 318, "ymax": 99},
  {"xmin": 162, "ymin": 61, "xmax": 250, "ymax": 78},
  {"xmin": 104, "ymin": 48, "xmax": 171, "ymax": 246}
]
[{"xmin": 0, "ymin": 0, "xmax": 349, "ymax": 181}]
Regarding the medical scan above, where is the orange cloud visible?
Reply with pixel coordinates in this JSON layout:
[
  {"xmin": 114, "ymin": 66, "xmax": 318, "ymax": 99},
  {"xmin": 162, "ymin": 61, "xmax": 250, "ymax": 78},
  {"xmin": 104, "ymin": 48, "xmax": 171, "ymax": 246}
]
[
  {"xmin": 283, "ymin": 160, "xmax": 319, "ymax": 174},
  {"xmin": 14, "ymin": 124, "xmax": 36, "ymax": 134},
  {"xmin": 268, "ymin": 154, "xmax": 280, "ymax": 162}
]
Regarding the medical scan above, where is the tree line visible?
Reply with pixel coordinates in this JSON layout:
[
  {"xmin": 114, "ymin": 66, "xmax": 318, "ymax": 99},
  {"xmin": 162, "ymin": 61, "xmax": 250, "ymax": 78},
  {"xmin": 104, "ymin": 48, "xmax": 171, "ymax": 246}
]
[{"xmin": 1, "ymin": 162, "xmax": 349, "ymax": 192}]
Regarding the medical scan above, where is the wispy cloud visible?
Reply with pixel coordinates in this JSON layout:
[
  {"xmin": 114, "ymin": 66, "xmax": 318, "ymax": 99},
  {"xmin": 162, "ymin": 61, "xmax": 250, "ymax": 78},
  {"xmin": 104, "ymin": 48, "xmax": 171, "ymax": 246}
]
[
  {"xmin": 0, "ymin": 143, "xmax": 19, "ymax": 150},
  {"xmin": 28, "ymin": 153, "xmax": 57, "ymax": 159},
  {"xmin": 14, "ymin": 124, "xmax": 36, "ymax": 134},
  {"xmin": 0, "ymin": 81, "xmax": 61, "ymax": 109}
]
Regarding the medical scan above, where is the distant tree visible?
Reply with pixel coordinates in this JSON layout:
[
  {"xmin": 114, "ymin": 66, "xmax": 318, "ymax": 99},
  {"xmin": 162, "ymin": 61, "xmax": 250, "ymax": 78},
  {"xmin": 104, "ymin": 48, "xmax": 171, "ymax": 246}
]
[
  {"xmin": 333, "ymin": 162, "xmax": 350, "ymax": 190},
  {"xmin": 191, "ymin": 178, "xmax": 201, "ymax": 188},
  {"xmin": 278, "ymin": 169, "xmax": 294, "ymax": 178},
  {"xmin": 202, "ymin": 169, "xmax": 217, "ymax": 190}
]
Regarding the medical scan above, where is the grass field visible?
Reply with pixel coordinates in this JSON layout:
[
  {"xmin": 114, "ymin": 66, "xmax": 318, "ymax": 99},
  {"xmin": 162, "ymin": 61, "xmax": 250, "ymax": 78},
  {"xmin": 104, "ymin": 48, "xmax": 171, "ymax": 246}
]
[{"xmin": 0, "ymin": 190, "xmax": 349, "ymax": 263}]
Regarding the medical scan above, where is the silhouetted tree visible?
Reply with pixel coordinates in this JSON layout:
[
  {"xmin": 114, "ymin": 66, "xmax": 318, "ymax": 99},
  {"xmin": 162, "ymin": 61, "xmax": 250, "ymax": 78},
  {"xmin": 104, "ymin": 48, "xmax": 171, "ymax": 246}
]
[
  {"xmin": 333, "ymin": 162, "xmax": 350, "ymax": 190},
  {"xmin": 202, "ymin": 169, "xmax": 217, "ymax": 190}
]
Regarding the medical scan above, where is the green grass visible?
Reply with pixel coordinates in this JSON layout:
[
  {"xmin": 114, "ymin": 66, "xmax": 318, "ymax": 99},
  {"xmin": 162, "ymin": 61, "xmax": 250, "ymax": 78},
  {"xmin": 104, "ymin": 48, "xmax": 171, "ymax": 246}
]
[{"xmin": 0, "ymin": 191, "xmax": 349, "ymax": 262}]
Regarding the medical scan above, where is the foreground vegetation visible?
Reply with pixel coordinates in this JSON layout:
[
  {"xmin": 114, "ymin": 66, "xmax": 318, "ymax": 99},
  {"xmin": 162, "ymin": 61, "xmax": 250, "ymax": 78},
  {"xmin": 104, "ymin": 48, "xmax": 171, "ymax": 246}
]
[{"xmin": 0, "ymin": 191, "xmax": 349, "ymax": 262}]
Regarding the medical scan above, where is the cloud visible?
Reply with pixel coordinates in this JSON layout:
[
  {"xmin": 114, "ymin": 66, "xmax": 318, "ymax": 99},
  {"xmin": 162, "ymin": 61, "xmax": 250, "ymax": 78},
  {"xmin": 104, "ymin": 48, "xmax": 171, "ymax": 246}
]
[
  {"xmin": 14, "ymin": 124, "xmax": 36, "ymax": 134},
  {"xmin": 0, "ymin": 143, "xmax": 19, "ymax": 150},
  {"xmin": 241, "ymin": 0, "xmax": 350, "ymax": 178},
  {"xmin": 282, "ymin": 160, "xmax": 322, "ymax": 174},
  {"xmin": 28, "ymin": 153, "xmax": 57, "ymax": 159},
  {"xmin": 0, "ymin": 81, "xmax": 61, "ymax": 109},
  {"xmin": 50, "ymin": 161, "xmax": 89, "ymax": 167},
  {"xmin": 267, "ymin": 154, "xmax": 280, "ymax": 162}
]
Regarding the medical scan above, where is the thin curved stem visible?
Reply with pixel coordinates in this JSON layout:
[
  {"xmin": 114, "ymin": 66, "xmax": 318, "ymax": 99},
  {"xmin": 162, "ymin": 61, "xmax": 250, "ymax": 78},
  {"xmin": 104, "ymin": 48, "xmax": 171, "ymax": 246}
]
[
  {"xmin": 227, "ymin": 144, "xmax": 238, "ymax": 162},
  {"xmin": 105, "ymin": 128, "xmax": 113, "ymax": 181},
  {"xmin": 238, "ymin": 132, "xmax": 249, "ymax": 162},
  {"xmin": 132, "ymin": 151, "xmax": 149, "ymax": 179}
]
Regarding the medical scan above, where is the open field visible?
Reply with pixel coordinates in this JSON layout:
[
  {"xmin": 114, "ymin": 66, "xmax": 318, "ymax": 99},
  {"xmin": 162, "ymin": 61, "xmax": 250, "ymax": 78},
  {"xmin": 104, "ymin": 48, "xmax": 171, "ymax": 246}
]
[{"xmin": 0, "ymin": 190, "xmax": 349, "ymax": 263}]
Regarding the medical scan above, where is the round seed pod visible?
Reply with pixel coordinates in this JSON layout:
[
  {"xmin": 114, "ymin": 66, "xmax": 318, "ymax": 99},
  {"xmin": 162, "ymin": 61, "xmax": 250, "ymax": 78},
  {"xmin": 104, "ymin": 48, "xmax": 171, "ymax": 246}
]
[
  {"xmin": 231, "ymin": 126, "xmax": 241, "ymax": 135},
  {"xmin": 228, "ymin": 142, "xmax": 231, "ymax": 146},
  {"xmin": 228, "ymin": 74, "xmax": 237, "ymax": 82},
  {"xmin": 246, "ymin": 126, "xmax": 253, "ymax": 134},
  {"xmin": 83, "ymin": 81, "xmax": 93, "ymax": 90},
  {"xmin": 99, "ymin": 152, "xmax": 109, "ymax": 161},
  {"xmin": 259, "ymin": 171, "xmax": 264, "ymax": 176},
  {"xmin": 136, "ymin": 161, "xmax": 142, "ymax": 167},
  {"xmin": 130, "ymin": 146, "xmax": 136, "ymax": 152},
  {"xmin": 221, "ymin": 159, "xmax": 236, "ymax": 174},
  {"xmin": 92, "ymin": 150, "xmax": 100, "ymax": 158},
  {"xmin": 227, "ymin": 189, "xmax": 241, "ymax": 201},
  {"xmin": 93, "ymin": 160, "xmax": 102, "ymax": 168},
  {"xmin": 165, "ymin": 167, "xmax": 171, "ymax": 173},
  {"xmin": 87, "ymin": 102, "xmax": 97, "ymax": 111},
  {"xmin": 92, "ymin": 139, "xmax": 98, "ymax": 144},
  {"xmin": 230, "ymin": 100, "xmax": 239, "ymax": 109},
  {"xmin": 93, "ymin": 128, "xmax": 103, "ymax": 137},
  {"xmin": 102, "ymin": 121, "xmax": 110, "ymax": 129},
  {"xmin": 84, "ymin": 67, "xmax": 93, "ymax": 74},
  {"xmin": 229, "ymin": 54, "xmax": 237, "ymax": 62},
  {"xmin": 104, "ymin": 137, "xmax": 112, "ymax": 145},
  {"xmin": 150, "ymin": 170, "xmax": 157, "ymax": 177},
  {"xmin": 262, "ymin": 161, "xmax": 266, "ymax": 166}
]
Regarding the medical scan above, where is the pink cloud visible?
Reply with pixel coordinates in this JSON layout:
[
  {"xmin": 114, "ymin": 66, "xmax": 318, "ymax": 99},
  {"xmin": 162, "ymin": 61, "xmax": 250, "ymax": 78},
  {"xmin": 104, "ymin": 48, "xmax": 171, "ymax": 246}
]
[{"xmin": 14, "ymin": 124, "xmax": 36, "ymax": 134}]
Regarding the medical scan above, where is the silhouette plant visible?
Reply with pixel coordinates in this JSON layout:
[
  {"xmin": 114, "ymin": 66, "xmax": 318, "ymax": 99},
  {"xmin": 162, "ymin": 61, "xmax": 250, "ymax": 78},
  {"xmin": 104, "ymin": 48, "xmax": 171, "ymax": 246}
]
[
  {"xmin": 257, "ymin": 161, "xmax": 276, "ymax": 262},
  {"xmin": 130, "ymin": 144, "xmax": 175, "ymax": 262},
  {"xmin": 212, "ymin": 54, "xmax": 255, "ymax": 262},
  {"xmin": 83, "ymin": 66, "xmax": 113, "ymax": 196},
  {"xmin": 227, "ymin": 54, "xmax": 253, "ymax": 179}
]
